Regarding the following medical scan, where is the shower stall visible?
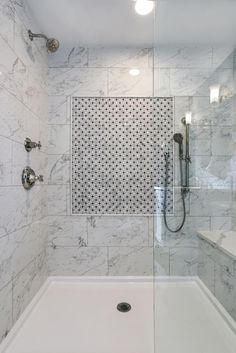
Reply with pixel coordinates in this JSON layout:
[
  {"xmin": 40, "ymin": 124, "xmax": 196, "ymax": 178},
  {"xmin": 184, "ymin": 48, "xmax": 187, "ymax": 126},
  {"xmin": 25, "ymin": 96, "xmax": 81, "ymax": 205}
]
[{"xmin": 0, "ymin": 0, "xmax": 236, "ymax": 352}]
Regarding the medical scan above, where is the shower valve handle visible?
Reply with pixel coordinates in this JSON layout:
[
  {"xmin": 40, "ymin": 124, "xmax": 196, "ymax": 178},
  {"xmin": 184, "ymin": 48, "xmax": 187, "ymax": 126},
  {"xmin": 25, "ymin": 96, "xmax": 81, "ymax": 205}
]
[
  {"xmin": 24, "ymin": 137, "xmax": 42, "ymax": 152},
  {"xmin": 22, "ymin": 167, "xmax": 44, "ymax": 190}
]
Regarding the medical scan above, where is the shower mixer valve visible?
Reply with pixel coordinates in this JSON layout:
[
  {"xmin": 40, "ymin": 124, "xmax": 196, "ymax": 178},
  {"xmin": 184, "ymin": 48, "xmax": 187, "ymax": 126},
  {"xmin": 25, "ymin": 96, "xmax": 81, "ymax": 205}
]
[
  {"xmin": 24, "ymin": 137, "xmax": 42, "ymax": 152},
  {"xmin": 22, "ymin": 166, "xmax": 44, "ymax": 190}
]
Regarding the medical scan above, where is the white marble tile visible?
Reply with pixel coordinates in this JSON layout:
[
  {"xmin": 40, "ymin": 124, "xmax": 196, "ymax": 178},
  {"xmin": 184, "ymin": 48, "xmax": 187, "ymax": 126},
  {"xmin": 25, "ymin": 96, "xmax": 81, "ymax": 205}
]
[
  {"xmin": 49, "ymin": 46, "xmax": 88, "ymax": 68},
  {"xmin": 48, "ymin": 154, "xmax": 70, "ymax": 185},
  {"xmin": 48, "ymin": 185, "xmax": 68, "ymax": 216},
  {"xmin": 0, "ymin": 136, "xmax": 12, "ymax": 185},
  {"xmin": 49, "ymin": 96, "xmax": 70, "ymax": 124},
  {"xmin": 26, "ymin": 70, "xmax": 48, "ymax": 118},
  {"xmin": 154, "ymin": 246, "xmax": 170, "ymax": 276},
  {"xmin": 212, "ymin": 126, "xmax": 236, "ymax": 156},
  {"xmin": 190, "ymin": 137, "xmax": 211, "ymax": 156},
  {"xmin": 154, "ymin": 45, "xmax": 213, "ymax": 69},
  {"xmin": 0, "ymin": 222, "xmax": 46, "ymax": 291},
  {"xmin": 211, "ymin": 217, "xmax": 233, "ymax": 231},
  {"xmin": 214, "ymin": 262, "xmax": 236, "ymax": 321},
  {"xmin": 108, "ymin": 247, "xmax": 153, "ymax": 276},
  {"xmin": 155, "ymin": 216, "xmax": 210, "ymax": 248},
  {"xmin": 47, "ymin": 215, "xmax": 87, "ymax": 247},
  {"xmin": 26, "ymin": 185, "xmax": 45, "ymax": 224},
  {"xmin": 12, "ymin": 251, "xmax": 47, "ymax": 322},
  {"xmin": 190, "ymin": 96, "xmax": 215, "ymax": 125},
  {"xmin": 0, "ymin": 186, "xmax": 28, "ymax": 237},
  {"xmin": 170, "ymin": 247, "xmax": 198, "ymax": 276},
  {"xmin": 198, "ymin": 239, "xmax": 215, "ymax": 293},
  {"xmin": 89, "ymin": 48, "xmax": 152, "ymax": 68},
  {"xmin": 0, "ymin": 0, "xmax": 15, "ymax": 47},
  {"xmin": 13, "ymin": 11, "xmax": 46, "ymax": 70},
  {"xmin": 87, "ymin": 215, "xmax": 149, "ymax": 246},
  {"xmin": 48, "ymin": 125, "xmax": 70, "ymax": 155},
  {"xmin": 188, "ymin": 156, "xmax": 234, "ymax": 188},
  {"xmin": 48, "ymin": 68, "xmax": 108, "ymax": 96},
  {"xmin": 108, "ymin": 68, "xmax": 152, "ymax": 97},
  {"xmin": 154, "ymin": 68, "xmax": 171, "ymax": 97},
  {"xmin": 0, "ymin": 90, "xmax": 28, "ymax": 143},
  {"xmin": 195, "ymin": 68, "xmax": 234, "ymax": 97},
  {"xmin": 174, "ymin": 97, "xmax": 191, "ymax": 125},
  {"xmin": 0, "ymin": 282, "xmax": 12, "ymax": 343},
  {"xmin": 47, "ymin": 246, "xmax": 108, "ymax": 276},
  {"xmin": 170, "ymin": 68, "xmax": 214, "ymax": 96},
  {"xmin": 212, "ymin": 46, "xmax": 235, "ymax": 69},
  {"xmin": 0, "ymin": 35, "xmax": 28, "ymax": 104},
  {"xmin": 190, "ymin": 188, "xmax": 233, "ymax": 217}
]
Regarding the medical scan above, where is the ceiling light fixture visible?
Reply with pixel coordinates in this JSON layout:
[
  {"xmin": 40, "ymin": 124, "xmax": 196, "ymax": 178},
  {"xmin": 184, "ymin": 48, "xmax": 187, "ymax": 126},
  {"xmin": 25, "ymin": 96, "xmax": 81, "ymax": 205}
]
[
  {"xmin": 135, "ymin": 0, "xmax": 154, "ymax": 15},
  {"xmin": 129, "ymin": 68, "xmax": 140, "ymax": 76}
]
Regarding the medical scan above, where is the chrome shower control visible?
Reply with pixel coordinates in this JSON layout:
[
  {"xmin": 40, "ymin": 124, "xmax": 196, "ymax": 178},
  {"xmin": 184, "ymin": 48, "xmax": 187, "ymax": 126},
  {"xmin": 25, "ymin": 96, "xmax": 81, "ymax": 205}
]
[
  {"xmin": 24, "ymin": 137, "xmax": 42, "ymax": 152},
  {"xmin": 22, "ymin": 167, "xmax": 44, "ymax": 190}
]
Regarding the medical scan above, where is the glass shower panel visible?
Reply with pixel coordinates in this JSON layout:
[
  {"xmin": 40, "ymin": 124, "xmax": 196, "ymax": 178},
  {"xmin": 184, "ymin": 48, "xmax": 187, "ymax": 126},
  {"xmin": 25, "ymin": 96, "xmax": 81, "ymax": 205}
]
[{"xmin": 153, "ymin": 1, "xmax": 236, "ymax": 352}]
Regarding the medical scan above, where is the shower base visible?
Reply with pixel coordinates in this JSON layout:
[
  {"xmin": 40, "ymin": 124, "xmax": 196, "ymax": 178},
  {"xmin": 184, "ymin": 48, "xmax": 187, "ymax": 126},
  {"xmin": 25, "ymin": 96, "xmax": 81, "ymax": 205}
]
[{"xmin": 0, "ymin": 277, "xmax": 235, "ymax": 353}]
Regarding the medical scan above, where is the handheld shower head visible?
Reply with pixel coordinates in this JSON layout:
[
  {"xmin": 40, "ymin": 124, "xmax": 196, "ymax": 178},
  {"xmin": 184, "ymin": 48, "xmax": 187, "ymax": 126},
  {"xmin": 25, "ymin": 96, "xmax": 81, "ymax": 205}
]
[
  {"xmin": 173, "ymin": 133, "xmax": 184, "ymax": 158},
  {"xmin": 28, "ymin": 30, "xmax": 59, "ymax": 53},
  {"xmin": 173, "ymin": 133, "xmax": 183, "ymax": 145}
]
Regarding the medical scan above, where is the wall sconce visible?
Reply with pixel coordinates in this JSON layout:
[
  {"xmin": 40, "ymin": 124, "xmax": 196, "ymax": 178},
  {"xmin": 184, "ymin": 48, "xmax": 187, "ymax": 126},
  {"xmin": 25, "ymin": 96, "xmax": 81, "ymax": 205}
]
[{"xmin": 210, "ymin": 84, "xmax": 220, "ymax": 104}]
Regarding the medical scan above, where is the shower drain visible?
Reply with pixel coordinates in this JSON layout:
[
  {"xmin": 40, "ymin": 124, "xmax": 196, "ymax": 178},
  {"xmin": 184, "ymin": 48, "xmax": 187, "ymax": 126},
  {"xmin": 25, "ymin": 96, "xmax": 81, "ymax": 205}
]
[{"xmin": 117, "ymin": 302, "xmax": 131, "ymax": 313}]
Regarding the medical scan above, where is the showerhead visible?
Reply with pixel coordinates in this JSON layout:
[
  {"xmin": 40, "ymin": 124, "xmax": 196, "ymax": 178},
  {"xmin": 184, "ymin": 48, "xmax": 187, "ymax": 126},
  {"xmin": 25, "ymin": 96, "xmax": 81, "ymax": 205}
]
[
  {"xmin": 46, "ymin": 38, "xmax": 60, "ymax": 53},
  {"xmin": 28, "ymin": 30, "xmax": 60, "ymax": 53},
  {"xmin": 173, "ymin": 133, "xmax": 183, "ymax": 145}
]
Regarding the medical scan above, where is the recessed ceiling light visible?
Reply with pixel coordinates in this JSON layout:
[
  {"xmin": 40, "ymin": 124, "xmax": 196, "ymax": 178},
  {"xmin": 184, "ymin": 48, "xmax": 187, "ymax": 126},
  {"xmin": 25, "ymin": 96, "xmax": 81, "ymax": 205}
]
[
  {"xmin": 135, "ymin": 0, "xmax": 154, "ymax": 16},
  {"xmin": 129, "ymin": 68, "xmax": 140, "ymax": 76}
]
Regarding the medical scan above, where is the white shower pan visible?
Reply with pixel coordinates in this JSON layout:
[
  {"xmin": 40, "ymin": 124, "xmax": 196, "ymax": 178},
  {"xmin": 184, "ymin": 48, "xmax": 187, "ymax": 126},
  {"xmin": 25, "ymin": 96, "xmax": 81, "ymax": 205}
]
[{"xmin": 0, "ymin": 277, "xmax": 235, "ymax": 353}]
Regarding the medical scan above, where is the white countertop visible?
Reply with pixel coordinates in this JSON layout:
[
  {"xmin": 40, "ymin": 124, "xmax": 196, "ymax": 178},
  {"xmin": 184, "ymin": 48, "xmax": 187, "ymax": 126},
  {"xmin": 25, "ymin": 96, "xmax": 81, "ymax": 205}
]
[{"xmin": 197, "ymin": 231, "xmax": 236, "ymax": 260}]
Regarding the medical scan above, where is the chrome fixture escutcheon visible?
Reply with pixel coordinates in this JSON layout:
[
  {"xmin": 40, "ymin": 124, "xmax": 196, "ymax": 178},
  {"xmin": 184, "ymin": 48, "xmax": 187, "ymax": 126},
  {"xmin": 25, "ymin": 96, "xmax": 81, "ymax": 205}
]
[
  {"xmin": 22, "ymin": 167, "xmax": 44, "ymax": 190},
  {"xmin": 24, "ymin": 137, "xmax": 42, "ymax": 152}
]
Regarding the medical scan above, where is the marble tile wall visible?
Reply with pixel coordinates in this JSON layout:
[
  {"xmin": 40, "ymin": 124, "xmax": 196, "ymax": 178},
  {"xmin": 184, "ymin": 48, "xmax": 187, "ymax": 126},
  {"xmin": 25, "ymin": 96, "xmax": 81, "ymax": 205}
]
[
  {"xmin": 0, "ymin": 0, "xmax": 48, "ymax": 343},
  {"xmin": 48, "ymin": 47, "xmax": 153, "ymax": 276},
  {"xmin": 48, "ymin": 45, "xmax": 236, "ymax": 279},
  {"xmin": 198, "ymin": 237, "xmax": 236, "ymax": 321},
  {"xmin": 154, "ymin": 46, "xmax": 236, "ymax": 276}
]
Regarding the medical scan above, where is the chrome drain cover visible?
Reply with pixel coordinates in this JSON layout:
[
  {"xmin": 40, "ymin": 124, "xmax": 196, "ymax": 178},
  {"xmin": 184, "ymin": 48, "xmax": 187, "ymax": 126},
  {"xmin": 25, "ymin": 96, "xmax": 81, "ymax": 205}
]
[{"xmin": 117, "ymin": 302, "xmax": 131, "ymax": 313}]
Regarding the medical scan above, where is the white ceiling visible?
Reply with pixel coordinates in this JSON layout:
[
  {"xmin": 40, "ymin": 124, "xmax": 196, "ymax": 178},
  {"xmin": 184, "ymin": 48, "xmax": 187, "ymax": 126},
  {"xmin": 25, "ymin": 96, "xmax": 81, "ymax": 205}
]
[{"xmin": 26, "ymin": 0, "xmax": 236, "ymax": 47}]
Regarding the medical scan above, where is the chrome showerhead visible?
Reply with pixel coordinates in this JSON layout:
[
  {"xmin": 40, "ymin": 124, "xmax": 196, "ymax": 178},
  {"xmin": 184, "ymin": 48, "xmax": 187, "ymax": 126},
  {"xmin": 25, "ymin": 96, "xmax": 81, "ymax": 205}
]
[
  {"xmin": 28, "ymin": 29, "xmax": 60, "ymax": 53},
  {"xmin": 46, "ymin": 38, "xmax": 60, "ymax": 53}
]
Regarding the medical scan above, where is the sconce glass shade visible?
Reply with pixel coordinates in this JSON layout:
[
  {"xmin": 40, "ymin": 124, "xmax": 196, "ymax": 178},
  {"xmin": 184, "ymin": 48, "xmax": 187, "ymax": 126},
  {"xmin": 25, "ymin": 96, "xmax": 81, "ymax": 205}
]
[{"xmin": 210, "ymin": 84, "xmax": 220, "ymax": 103}]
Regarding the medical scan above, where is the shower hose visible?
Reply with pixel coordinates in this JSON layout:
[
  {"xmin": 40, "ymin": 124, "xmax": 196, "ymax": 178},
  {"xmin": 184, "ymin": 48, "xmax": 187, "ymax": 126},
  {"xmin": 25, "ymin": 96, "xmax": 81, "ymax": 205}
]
[{"xmin": 163, "ymin": 152, "xmax": 186, "ymax": 233}]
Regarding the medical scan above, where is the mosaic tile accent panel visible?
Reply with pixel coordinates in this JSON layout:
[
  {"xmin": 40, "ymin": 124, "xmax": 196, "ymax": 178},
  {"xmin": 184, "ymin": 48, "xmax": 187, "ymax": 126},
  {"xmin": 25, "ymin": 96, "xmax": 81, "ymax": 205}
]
[{"xmin": 72, "ymin": 97, "xmax": 173, "ymax": 214}]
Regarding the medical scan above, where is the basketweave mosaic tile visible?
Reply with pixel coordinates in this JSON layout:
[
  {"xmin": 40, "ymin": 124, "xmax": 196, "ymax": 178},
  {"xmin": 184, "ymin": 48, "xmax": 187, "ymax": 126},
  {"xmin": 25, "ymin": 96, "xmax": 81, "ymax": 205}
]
[{"xmin": 71, "ymin": 97, "xmax": 173, "ymax": 214}]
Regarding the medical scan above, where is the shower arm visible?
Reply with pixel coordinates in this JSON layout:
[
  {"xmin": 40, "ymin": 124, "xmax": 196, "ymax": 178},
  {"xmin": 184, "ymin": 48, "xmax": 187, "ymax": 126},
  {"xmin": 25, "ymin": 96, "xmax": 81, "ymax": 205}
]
[{"xmin": 28, "ymin": 30, "xmax": 48, "ymax": 41}]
